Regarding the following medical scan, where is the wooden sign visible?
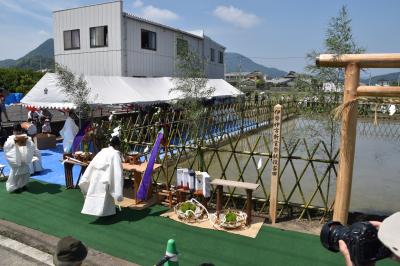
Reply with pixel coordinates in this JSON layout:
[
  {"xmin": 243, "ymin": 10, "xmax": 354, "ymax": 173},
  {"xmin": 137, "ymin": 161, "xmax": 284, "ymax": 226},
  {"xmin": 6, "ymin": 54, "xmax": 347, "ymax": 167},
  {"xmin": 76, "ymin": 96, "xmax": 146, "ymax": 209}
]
[{"xmin": 269, "ymin": 104, "xmax": 282, "ymax": 224}]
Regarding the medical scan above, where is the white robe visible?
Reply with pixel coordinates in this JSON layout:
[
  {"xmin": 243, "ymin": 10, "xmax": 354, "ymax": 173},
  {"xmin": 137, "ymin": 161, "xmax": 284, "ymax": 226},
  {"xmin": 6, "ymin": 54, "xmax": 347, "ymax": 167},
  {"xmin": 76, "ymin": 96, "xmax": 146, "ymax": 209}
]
[
  {"xmin": 79, "ymin": 147, "xmax": 123, "ymax": 217},
  {"xmin": 29, "ymin": 148, "xmax": 43, "ymax": 174},
  {"xmin": 4, "ymin": 135, "xmax": 35, "ymax": 192},
  {"xmin": 59, "ymin": 117, "xmax": 79, "ymax": 153}
]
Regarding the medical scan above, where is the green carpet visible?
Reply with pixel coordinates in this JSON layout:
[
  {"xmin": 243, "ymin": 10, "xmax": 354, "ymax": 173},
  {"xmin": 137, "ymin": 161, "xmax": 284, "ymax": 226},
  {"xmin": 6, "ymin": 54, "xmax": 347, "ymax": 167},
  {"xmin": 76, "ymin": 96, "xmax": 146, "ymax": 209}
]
[{"xmin": 0, "ymin": 180, "xmax": 396, "ymax": 266}]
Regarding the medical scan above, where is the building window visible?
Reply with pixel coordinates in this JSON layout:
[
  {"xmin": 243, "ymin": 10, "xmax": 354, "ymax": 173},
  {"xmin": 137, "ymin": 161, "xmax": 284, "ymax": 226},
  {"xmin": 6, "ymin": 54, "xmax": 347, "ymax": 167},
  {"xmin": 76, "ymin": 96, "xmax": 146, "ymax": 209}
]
[
  {"xmin": 210, "ymin": 48, "xmax": 215, "ymax": 62},
  {"xmin": 218, "ymin": 51, "xmax": 224, "ymax": 64},
  {"xmin": 90, "ymin": 26, "xmax": 108, "ymax": 48},
  {"xmin": 63, "ymin": 29, "xmax": 80, "ymax": 50},
  {"xmin": 177, "ymin": 38, "xmax": 188, "ymax": 57},
  {"xmin": 141, "ymin": 29, "xmax": 157, "ymax": 50}
]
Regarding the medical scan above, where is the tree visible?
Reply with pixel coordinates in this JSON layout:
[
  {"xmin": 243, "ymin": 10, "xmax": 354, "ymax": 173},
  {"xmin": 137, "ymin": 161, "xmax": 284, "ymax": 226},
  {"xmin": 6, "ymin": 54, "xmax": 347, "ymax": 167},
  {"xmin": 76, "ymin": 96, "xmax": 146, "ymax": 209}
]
[
  {"xmin": 170, "ymin": 51, "xmax": 215, "ymax": 119},
  {"xmin": 0, "ymin": 68, "xmax": 44, "ymax": 94},
  {"xmin": 306, "ymin": 6, "xmax": 365, "ymax": 88},
  {"xmin": 55, "ymin": 64, "xmax": 92, "ymax": 121}
]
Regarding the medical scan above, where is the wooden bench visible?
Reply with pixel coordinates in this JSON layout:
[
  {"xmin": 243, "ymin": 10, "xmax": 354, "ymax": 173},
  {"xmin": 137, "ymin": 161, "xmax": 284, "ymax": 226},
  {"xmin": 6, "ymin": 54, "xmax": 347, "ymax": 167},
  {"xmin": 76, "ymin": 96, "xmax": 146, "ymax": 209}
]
[{"xmin": 210, "ymin": 179, "xmax": 259, "ymax": 225}]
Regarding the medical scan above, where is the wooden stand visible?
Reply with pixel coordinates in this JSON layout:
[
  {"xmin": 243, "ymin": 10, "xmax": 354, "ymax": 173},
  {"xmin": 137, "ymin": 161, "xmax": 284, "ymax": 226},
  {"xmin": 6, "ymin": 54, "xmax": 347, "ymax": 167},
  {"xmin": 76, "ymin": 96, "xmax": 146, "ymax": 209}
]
[
  {"xmin": 211, "ymin": 179, "xmax": 259, "ymax": 226},
  {"xmin": 63, "ymin": 155, "xmax": 89, "ymax": 189},
  {"xmin": 122, "ymin": 162, "xmax": 161, "ymax": 204}
]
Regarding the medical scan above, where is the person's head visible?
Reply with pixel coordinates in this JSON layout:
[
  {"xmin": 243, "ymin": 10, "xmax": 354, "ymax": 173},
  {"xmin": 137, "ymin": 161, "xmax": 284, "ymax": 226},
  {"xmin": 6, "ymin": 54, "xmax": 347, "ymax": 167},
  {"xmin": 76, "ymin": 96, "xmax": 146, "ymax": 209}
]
[
  {"xmin": 110, "ymin": 136, "xmax": 121, "ymax": 150},
  {"xmin": 13, "ymin": 124, "xmax": 23, "ymax": 135},
  {"xmin": 45, "ymin": 118, "xmax": 50, "ymax": 124},
  {"xmin": 53, "ymin": 236, "xmax": 88, "ymax": 266}
]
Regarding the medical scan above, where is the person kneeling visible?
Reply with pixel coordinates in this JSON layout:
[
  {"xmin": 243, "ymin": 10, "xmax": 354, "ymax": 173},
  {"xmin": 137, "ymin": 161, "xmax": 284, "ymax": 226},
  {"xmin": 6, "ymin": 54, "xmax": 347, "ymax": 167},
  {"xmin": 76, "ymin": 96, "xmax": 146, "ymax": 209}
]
[
  {"xmin": 78, "ymin": 136, "xmax": 124, "ymax": 217},
  {"xmin": 4, "ymin": 124, "xmax": 35, "ymax": 192}
]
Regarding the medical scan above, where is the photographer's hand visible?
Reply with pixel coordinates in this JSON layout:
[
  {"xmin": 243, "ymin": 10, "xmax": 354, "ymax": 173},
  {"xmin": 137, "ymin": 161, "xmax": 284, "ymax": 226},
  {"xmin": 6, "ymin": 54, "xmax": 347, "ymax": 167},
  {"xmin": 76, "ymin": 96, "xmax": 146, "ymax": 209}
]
[
  {"xmin": 339, "ymin": 240, "xmax": 354, "ymax": 266},
  {"xmin": 339, "ymin": 221, "xmax": 385, "ymax": 266},
  {"xmin": 339, "ymin": 240, "xmax": 377, "ymax": 266}
]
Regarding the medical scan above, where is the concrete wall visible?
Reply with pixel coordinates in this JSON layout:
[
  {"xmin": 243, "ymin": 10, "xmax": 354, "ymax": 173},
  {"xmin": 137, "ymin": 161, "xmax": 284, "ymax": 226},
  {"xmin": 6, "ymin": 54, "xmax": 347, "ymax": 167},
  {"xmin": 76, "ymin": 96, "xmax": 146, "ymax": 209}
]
[{"xmin": 53, "ymin": 1, "xmax": 123, "ymax": 76}]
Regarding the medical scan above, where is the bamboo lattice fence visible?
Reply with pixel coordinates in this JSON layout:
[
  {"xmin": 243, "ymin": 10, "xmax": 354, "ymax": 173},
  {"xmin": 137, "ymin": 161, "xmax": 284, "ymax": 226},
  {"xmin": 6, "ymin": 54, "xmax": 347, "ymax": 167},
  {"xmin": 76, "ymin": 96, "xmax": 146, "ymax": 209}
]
[{"xmin": 99, "ymin": 94, "xmax": 400, "ymax": 220}]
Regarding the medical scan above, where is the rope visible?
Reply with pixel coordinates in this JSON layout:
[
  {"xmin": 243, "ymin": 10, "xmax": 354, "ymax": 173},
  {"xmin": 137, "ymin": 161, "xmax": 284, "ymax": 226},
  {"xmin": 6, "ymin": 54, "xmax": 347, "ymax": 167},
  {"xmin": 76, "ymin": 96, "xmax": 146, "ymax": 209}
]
[{"xmin": 331, "ymin": 98, "xmax": 359, "ymax": 120}]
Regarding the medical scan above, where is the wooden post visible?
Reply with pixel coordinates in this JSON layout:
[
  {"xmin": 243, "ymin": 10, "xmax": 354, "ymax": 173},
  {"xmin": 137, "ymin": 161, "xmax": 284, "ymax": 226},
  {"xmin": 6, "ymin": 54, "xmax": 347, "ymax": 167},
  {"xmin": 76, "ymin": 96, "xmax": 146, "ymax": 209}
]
[
  {"xmin": 246, "ymin": 189, "xmax": 252, "ymax": 225},
  {"xmin": 216, "ymin": 185, "xmax": 223, "ymax": 219},
  {"xmin": 317, "ymin": 53, "xmax": 400, "ymax": 224},
  {"xmin": 269, "ymin": 104, "xmax": 282, "ymax": 224},
  {"xmin": 333, "ymin": 63, "xmax": 360, "ymax": 224}
]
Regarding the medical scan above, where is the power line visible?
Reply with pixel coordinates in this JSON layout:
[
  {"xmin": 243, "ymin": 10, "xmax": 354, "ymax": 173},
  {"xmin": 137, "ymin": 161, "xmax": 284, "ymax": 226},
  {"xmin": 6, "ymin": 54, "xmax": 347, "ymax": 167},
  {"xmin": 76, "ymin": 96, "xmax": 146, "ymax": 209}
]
[{"xmin": 227, "ymin": 54, "xmax": 306, "ymax": 60}]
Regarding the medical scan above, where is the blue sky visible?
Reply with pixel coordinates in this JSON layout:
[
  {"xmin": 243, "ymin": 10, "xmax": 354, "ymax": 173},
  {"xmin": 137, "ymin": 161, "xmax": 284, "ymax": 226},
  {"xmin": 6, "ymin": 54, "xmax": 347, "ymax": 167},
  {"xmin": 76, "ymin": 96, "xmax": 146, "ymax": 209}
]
[{"xmin": 0, "ymin": 0, "xmax": 399, "ymax": 76}]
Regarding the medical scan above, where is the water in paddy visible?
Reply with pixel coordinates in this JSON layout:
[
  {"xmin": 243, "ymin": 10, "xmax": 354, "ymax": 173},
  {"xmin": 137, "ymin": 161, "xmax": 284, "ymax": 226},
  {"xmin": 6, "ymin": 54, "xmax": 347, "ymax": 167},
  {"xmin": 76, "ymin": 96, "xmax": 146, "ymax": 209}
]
[{"xmin": 203, "ymin": 117, "xmax": 400, "ymax": 215}]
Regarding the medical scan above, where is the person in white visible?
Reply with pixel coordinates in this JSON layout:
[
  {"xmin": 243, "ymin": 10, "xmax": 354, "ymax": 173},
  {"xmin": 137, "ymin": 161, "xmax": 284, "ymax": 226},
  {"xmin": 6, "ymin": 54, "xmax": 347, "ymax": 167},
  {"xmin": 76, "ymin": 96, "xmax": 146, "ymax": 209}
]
[
  {"xmin": 4, "ymin": 124, "xmax": 35, "ymax": 192},
  {"xmin": 29, "ymin": 148, "xmax": 44, "ymax": 174},
  {"xmin": 59, "ymin": 112, "xmax": 79, "ymax": 153},
  {"xmin": 78, "ymin": 136, "xmax": 124, "ymax": 217}
]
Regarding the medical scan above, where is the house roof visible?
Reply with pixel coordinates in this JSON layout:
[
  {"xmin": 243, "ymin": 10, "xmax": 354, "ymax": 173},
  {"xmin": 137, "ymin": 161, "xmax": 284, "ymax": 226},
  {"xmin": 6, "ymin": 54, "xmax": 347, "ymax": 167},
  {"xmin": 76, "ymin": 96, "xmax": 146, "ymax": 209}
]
[
  {"xmin": 21, "ymin": 73, "xmax": 242, "ymax": 110},
  {"xmin": 123, "ymin": 12, "xmax": 205, "ymax": 41}
]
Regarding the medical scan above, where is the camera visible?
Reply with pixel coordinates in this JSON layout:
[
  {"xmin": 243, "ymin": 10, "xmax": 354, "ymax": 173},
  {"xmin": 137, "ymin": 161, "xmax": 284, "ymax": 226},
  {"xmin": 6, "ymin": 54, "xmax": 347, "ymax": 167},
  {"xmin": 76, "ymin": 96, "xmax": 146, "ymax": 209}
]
[{"xmin": 320, "ymin": 221, "xmax": 392, "ymax": 266}]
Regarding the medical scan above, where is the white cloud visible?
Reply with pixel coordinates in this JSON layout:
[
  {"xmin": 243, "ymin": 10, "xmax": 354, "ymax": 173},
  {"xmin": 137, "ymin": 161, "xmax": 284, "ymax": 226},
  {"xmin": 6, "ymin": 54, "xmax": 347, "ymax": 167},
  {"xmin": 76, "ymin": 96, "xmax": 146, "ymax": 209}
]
[
  {"xmin": 140, "ymin": 5, "xmax": 179, "ymax": 24},
  {"xmin": 133, "ymin": 0, "xmax": 144, "ymax": 8},
  {"xmin": 213, "ymin": 5, "xmax": 260, "ymax": 29},
  {"xmin": 38, "ymin": 30, "xmax": 50, "ymax": 37},
  {"xmin": 0, "ymin": 0, "xmax": 51, "ymax": 23}
]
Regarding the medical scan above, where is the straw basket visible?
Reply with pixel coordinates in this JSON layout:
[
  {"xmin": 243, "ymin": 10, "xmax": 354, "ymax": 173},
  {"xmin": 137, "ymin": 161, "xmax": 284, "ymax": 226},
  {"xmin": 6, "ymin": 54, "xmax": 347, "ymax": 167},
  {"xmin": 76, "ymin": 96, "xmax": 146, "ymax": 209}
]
[
  {"xmin": 218, "ymin": 210, "xmax": 247, "ymax": 230},
  {"xmin": 175, "ymin": 200, "xmax": 204, "ymax": 223}
]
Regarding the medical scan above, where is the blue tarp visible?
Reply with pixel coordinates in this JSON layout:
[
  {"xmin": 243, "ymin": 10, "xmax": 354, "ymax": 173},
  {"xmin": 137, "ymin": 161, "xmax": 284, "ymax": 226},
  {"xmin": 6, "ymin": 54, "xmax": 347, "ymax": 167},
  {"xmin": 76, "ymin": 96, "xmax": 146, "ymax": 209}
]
[
  {"xmin": 5, "ymin": 93, "xmax": 24, "ymax": 105},
  {"xmin": 0, "ymin": 143, "xmax": 81, "ymax": 186}
]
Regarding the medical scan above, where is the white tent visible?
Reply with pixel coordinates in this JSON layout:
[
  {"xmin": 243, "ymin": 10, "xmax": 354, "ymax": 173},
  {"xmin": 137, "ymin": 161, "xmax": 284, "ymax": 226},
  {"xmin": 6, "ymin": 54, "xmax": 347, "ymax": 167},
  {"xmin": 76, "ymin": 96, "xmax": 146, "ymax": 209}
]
[{"xmin": 21, "ymin": 73, "xmax": 242, "ymax": 109}]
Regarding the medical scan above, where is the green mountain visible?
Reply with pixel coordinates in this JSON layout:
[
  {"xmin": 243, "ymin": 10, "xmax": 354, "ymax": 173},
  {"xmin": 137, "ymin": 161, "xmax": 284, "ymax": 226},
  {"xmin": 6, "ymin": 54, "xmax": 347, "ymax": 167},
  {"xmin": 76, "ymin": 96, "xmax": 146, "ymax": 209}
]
[
  {"xmin": 362, "ymin": 72, "xmax": 400, "ymax": 85},
  {"xmin": 0, "ymin": 39, "xmax": 54, "ymax": 70},
  {"xmin": 225, "ymin": 52, "xmax": 287, "ymax": 78}
]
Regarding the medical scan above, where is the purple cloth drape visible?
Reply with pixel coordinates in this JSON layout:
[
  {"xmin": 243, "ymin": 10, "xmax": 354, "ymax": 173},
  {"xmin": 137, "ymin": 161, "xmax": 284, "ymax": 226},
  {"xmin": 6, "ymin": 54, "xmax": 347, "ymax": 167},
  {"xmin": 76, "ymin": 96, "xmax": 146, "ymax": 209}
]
[
  {"xmin": 137, "ymin": 130, "xmax": 163, "ymax": 201},
  {"xmin": 71, "ymin": 121, "xmax": 90, "ymax": 153}
]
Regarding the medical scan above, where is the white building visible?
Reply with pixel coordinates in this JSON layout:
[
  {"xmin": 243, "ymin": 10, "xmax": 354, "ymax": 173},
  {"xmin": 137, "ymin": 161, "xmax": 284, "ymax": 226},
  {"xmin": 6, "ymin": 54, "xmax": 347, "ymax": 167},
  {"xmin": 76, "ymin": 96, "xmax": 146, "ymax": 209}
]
[{"xmin": 53, "ymin": 1, "xmax": 225, "ymax": 78}]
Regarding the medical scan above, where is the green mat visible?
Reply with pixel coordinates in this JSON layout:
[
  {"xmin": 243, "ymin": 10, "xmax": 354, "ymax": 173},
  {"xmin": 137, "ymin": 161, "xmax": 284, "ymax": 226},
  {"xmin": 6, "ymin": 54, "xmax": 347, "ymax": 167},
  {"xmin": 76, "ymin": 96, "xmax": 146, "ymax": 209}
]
[{"xmin": 0, "ymin": 181, "xmax": 396, "ymax": 266}]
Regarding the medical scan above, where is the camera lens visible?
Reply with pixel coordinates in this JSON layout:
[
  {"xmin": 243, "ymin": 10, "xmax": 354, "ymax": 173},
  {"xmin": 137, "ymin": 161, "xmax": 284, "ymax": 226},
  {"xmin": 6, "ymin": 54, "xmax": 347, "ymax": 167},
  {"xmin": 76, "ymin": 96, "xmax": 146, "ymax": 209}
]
[{"xmin": 320, "ymin": 221, "xmax": 348, "ymax": 252}]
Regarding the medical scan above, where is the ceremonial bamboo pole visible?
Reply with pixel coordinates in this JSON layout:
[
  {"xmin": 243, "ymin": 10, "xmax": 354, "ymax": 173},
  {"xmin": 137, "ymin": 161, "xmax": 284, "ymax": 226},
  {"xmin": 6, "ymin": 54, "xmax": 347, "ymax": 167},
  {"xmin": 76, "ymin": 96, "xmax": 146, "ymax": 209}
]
[{"xmin": 333, "ymin": 63, "xmax": 360, "ymax": 224}]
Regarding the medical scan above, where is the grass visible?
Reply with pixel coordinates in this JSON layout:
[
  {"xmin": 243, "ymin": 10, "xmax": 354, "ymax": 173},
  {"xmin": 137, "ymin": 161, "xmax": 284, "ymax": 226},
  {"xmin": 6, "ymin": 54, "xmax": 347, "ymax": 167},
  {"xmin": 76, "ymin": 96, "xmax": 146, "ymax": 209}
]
[{"xmin": 0, "ymin": 180, "xmax": 397, "ymax": 266}]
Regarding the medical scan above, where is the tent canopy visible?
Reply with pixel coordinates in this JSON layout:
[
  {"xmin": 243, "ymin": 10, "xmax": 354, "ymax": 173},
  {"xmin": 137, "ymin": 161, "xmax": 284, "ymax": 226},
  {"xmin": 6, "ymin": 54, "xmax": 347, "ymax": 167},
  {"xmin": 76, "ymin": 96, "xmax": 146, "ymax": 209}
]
[{"xmin": 21, "ymin": 73, "xmax": 242, "ymax": 109}]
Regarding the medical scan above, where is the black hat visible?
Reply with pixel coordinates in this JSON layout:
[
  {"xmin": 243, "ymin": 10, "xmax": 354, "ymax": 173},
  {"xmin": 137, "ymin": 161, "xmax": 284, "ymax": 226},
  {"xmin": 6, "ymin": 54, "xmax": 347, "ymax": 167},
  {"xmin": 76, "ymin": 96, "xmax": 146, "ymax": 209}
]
[
  {"xmin": 110, "ymin": 136, "xmax": 121, "ymax": 148},
  {"xmin": 53, "ymin": 236, "xmax": 88, "ymax": 266},
  {"xmin": 13, "ymin": 123, "xmax": 23, "ymax": 133}
]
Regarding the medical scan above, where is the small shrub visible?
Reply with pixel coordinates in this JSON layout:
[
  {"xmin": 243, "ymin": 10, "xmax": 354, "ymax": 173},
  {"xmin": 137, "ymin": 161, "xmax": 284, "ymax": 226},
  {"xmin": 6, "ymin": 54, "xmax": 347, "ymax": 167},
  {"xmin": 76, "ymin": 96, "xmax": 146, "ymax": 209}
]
[
  {"xmin": 180, "ymin": 202, "xmax": 196, "ymax": 213},
  {"xmin": 225, "ymin": 212, "xmax": 237, "ymax": 223}
]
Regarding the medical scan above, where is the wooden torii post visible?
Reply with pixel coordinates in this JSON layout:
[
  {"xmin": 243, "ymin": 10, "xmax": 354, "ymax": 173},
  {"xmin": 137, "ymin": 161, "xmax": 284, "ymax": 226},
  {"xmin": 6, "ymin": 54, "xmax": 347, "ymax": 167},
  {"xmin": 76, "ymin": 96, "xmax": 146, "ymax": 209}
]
[{"xmin": 317, "ymin": 53, "xmax": 400, "ymax": 224}]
